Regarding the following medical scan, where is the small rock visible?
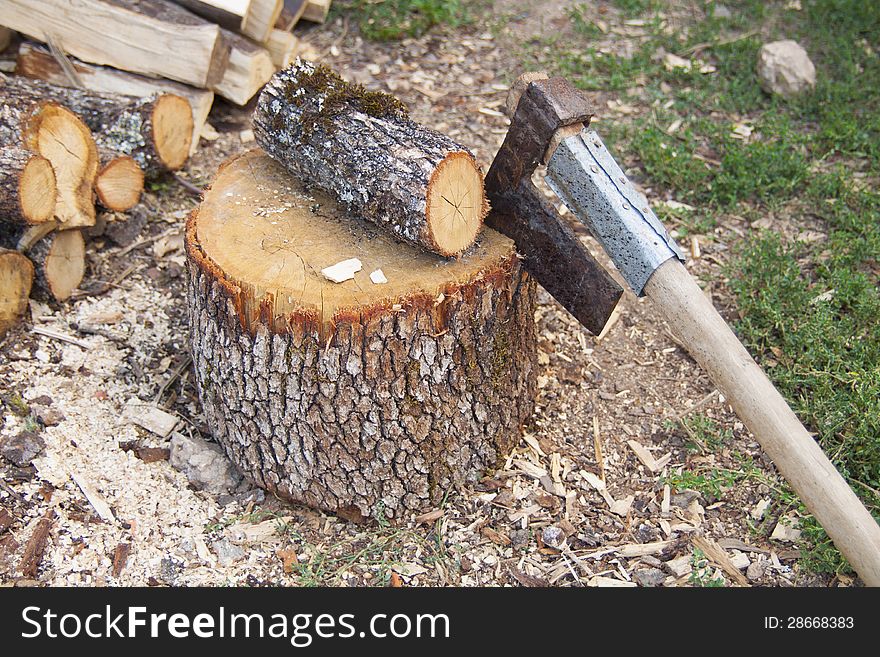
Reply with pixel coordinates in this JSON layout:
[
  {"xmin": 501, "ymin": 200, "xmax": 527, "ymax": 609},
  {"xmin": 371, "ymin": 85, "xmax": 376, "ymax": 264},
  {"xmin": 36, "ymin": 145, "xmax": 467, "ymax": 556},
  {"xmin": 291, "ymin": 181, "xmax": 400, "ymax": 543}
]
[
  {"xmin": 542, "ymin": 525, "xmax": 566, "ymax": 549},
  {"xmin": 747, "ymin": 560, "xmax": 767, "ymax": 582},
  {"xmin": 712, "ymin": 4, "xmax": 732, "ymax": 18},
  {"xmin": 1, "ymin": 431, "xmax": 46, "ymax": 467},
  {"xmin": 369, "ymin": 269, "xmax": 387, "ymax": 285},
  {"xmin": 770, "ymin": 517, "xmax": 802, "ymax": 542},
  {"xmin": 169, "ymin": 432, "xmax": 242, "ymax": 494},
  {"xmin": 212, "ymin": 538, "xmax": 245, "ymax": 566},
  {"xmin": 34, "ymin": 406, "xmax": 65, "ymax": 427},
  {"xmin": 757, "ymin": 40, "xmax": 816, "ymax": 97},
  {"xmin": 633, "ymin": 567, "xmax": 666, "ymax": 587},
  {"xmin": 671, "ymin": 489, "xmax": 702, "ymax": 508},
  {"xmin": 729, "ymin": 550, "xmax": 751, "ymax": 570},
  {"xmin": 509, "ymin": 529, "xmax": 529, "ymax": 548},
  {"xmin": 664, "ymin": 555, "xmax": 693, "ymax": 578}
]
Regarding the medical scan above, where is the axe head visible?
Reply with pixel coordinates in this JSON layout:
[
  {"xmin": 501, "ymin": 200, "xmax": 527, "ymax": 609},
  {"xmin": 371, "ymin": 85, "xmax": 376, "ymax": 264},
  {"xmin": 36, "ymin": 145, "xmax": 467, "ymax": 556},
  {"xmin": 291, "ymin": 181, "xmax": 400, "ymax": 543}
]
[{"xmin": 485, "ymin": 74, "xmax": 623, "ymax": 336}]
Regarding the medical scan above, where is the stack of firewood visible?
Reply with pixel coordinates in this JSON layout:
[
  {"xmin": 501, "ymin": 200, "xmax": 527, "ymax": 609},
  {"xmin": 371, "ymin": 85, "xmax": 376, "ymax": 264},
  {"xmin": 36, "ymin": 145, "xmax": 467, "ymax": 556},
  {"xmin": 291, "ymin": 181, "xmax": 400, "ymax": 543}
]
[{"xmin": 0, "ymin": 0, "xmax": 331, "ymax": 335}]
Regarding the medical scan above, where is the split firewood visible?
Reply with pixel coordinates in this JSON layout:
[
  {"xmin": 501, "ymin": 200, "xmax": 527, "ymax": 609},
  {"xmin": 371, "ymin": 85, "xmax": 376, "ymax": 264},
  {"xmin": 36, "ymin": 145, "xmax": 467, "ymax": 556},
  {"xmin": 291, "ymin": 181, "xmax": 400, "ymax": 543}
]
[
  {"xmin": 16, "ymin": 41, "xmax": 213, "ymax": 156},
  {"xmin": 1, "ymin": 0, "xmax": 230, "ymax": 88},
  {"xmin": 174, "ymin": 0, "xmax": 283, "ymax": 43},
  {"xmin": 275, "ymin": 0, "xmax": 308, "ymax": 30},
  {"xmin": 0, "ymin": 247, "xmax": 34, "ymax": 335},
  {"xmin": 0, "ymin": 78, "xmax": 98, "ymax": 228},
  {"xmin": 213, "ymin": 29, "xmax": 275, "ymax": 106},
  {"xmin": 265, "ymin": 28, "xmax": 298, "ymax": 68},
  {"xmin": 1, "ymin": 74, "xmax": 193, "ymax": 176},
  {"xmin": 96, "ymin": 152, "xmax": 144, "ymax": 211},
  {"xmin": 0, "ymin": 147, "xmax": 57, "ymax": 226},
  {"xmin": 185, "ymin": 150, "xmax": 536, "ymax": 517},
  {"xmin": 302, "ymin": 0, "xmax": 331, "ymax": 23},
  {"xmin": 253, "ymin": 61, "xmax": 488, "ymax": 257},
  {"xmin": 29, "ymin": 229, "xmax": 86, "ymax": 301}
]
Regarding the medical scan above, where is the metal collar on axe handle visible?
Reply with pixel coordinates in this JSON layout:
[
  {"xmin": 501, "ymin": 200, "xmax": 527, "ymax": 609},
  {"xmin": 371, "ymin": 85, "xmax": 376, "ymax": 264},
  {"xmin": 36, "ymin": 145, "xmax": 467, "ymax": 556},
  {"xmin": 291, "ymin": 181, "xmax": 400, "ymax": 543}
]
[{"xmin": 495, "ymin": 72, "xmax": 880, "ymax": 585}]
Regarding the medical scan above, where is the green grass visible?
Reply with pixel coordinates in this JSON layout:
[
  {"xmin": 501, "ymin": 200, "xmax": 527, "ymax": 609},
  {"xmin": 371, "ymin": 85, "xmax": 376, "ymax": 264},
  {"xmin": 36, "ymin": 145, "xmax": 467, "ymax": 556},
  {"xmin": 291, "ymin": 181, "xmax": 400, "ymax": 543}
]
[
  {"xmin": 521, "ymin": 0, "xmax": 880, "ymax": 577},
  {"xmin": 339, "ymin": 0, "xmax": 474, "ymax": 40}
]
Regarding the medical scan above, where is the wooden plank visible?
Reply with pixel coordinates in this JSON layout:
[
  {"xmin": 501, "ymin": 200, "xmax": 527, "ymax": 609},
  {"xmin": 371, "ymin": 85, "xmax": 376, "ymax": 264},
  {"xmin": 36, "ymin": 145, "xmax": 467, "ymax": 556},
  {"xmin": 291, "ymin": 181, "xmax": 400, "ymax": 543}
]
[
  {"xmin": 301, "ymin": 0, "xmax": 330, "ymax": 23},
  {"xmin": 16, "ymin": 42, "xmax": 213, "ymax": 155},
  {"xmin": 0, "ymin": 0, "xmax": 230, "ymax": 88},
  {"xmin": 213, "ymin": 30, "xmax": 275, "ymax": 105}
]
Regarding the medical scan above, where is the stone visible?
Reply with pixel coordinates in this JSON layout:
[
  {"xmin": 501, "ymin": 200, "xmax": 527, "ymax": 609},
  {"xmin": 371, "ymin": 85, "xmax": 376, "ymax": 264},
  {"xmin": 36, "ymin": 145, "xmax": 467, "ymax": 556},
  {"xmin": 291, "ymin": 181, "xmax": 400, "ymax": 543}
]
[
  {"xmin": 729, "ymin": 550, "xmax": 751, "ymax": 570},
  {"xmin": 712, "ymin": 4, "xmax": 732, "ymax": 18},
  {"xmin": 0, "ymin": 431, "xmax": 45, "ymax": 467},
  {"xmin": 671, "ymin": 489, "xmax": 702, "ymax": 508},
  {"xmin": 542, "ymin": 525, "xmax": 566, "ymax": 549},
  {"xmin": 169, "ymin": 432, "xmax": 243, "ymax": 494},
  {"xmin": 211, "ymin": 538, "xmax": 246, "ymax": 566},
  {"xmin": 747, "ymin": 559, "xmax": 767, "ymax": 582},
  {"xmin": 34, "ymin": 406, "xmax": 65, "ymax": 427},
  {"xmin": 757, "ymin": 40, "xmax": 816, "ymax": 97},
  {"xmin": 664, "ymin": 555, "xmax": 693, "ymax": 578},
  {"xmin": 633, "ymin": 567, "xmax": 666, "ymax": 587}
]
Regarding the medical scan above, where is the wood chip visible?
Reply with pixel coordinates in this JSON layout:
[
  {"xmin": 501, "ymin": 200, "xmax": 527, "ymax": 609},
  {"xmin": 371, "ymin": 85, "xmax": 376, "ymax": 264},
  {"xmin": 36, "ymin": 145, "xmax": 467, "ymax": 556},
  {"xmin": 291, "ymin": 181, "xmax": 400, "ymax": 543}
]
[
  {"xmin": 414, "ymin": 508, "xmax": 443, "ymax": 524},
  {"xmin": 278, "ymin": 548, "xmax": 299, "ymax": 574},
  {"xmin": 513, "ymin": 458, "xmax": 547, "ymax": 479},
  {"xmin": 112, "ymin": 542, "xmax": 130, "ymax": 577},
  {"xmin": 509, "ymin": 566, "xmax": 550, "ymax": 587},
  {"xmin": 610, "ymin": 495, "xmax": 634, "ymax": 517},
  {"xmin": 592, "ymin": 416, "xmax": 605, "ymax": 482},
  {"xmin": 71, "ymin": 472, "xmax": 115, "ymax": 522},
  {"xmin": 0, "ymin": 507, "xmax": 13, "ymax": 532},
  {"xmin": 124, "ymin": 404, "xmax": 179, "ymax": 438},
  {"xmin": 18, "ymin": 509, "xmax": 54, "ymax": 577},
  {"xmin": 588, "ymin": 575, "xmax": 637, "ymax": 587},
  {"xmin": 717, "ymin": 538, "xmax": 770, "ymax": 554},
  {"xmin": 693, "ymin": 535, "xmax": 749, "ymax": 586},
  {"xmin": 617, "ymin": 541, "xmax": 673, "ymax": 558},
  {"xmin": 481, "ymin": 527, "xmax": 511, "ymax": 546},
  {"xmin": 770, "ymin": 517, "xmax": 802, "ymax": 543},
  {"xmin": 321, "ymin": 258, "xmax": 362, "ymax": 283},
  {"xmin": 389, "ymin": 571, "xmax": 403, "ymax": 587}
]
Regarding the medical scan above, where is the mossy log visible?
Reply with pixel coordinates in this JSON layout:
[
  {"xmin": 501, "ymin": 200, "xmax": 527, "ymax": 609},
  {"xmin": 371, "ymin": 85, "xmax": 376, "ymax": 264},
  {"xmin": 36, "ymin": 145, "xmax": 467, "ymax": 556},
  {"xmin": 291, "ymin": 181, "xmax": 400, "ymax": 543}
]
[
  {"xmin": 1, "ymin": 74, "xmax": 192, "ymax": 176},
  {"xmin": 253, "ymin": 61, "xmax": 488, "ymax": 258},
  {"xmin": 0, "ymin": 78, "xmax": 98, "ymax": 228},
  {"xmin": 185, "ymin": 150, "xmax": 537, "ymax": 518}
]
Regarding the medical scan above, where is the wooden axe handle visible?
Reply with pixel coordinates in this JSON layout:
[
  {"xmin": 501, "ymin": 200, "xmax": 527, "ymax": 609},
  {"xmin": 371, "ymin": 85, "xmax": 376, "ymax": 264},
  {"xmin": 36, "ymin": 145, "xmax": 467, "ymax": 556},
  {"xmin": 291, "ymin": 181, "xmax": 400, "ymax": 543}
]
[{"xmin": 647, "ymin": 258, "xmax": 880, "ymax": 585}]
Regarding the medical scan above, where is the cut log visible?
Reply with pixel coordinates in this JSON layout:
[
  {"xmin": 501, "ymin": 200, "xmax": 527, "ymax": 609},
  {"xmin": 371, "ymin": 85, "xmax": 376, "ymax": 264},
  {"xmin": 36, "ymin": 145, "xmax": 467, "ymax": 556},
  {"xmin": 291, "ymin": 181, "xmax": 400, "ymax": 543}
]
[
  {"xmin": 174, "ymin": 1, "xmax": 283, "ymax": 43},
  {"xmin": 0, "ymin": 0, "xmax": 230, "ymax": 88},
  {"xmin": 0, "ymin": 147, "xmax": 57, "ymax": 226},
  {"xmin": 96, "ymin": 153, "xmax": 144, "ymax": 211},
  {"xmin": 266, "ymin": 28, "xmax": 298, "ymax": 68},
  {"xmin": 0, "ymin": 80, "xmax": 98, "ymax": 228},
  {"xmin": 213, "ymin": 30, "xmax": 275, "ymax": 105},
  {"xmin": 29, "ymin": 229, "xmax": 86, "ymax": 301},
  {"xmin": 16, "ymin": 41, "xmax": 213, "ymax": 156},
  {"xmin": 253, "ymin": 62, "xmax": 487, "ymax": 257},
  {"xmin": 275, "ymin": 0, "xmax": 307, "ymax": 30},
  {"xmin": 1, "ymin": 74, "xmax": 193, "ymax": 175},
  {"xmin": 185, "ymin": 150, "xmax": 537, "ymax": 517},
  {"xmin": 0, "ymin": 248, "xmax": 34, "ymax": 336},
  {"xmin": 302, "ymin": 0, "xmax": 330, "ymax": 23}
]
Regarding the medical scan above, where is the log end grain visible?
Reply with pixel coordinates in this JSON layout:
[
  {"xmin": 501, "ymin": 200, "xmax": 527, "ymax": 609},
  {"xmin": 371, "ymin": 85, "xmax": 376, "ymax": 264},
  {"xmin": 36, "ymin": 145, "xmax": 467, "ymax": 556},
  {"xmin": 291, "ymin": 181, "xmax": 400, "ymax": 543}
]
[
  {"xmin": 426, "ymin": 150, "xmax": 489, "ymax": 257},
  {"xmin": 185, "ymin": 150, "xmax": 538, "ymax": 517},
  {"xmin": 152, "ymin": 94, "xmax": 194, "ymax": 171},
  {"xmin": 31, "ymin": 229, "xmax": 86, "ymax": 301},
  {"xmin": 26, "ymin": 103, "xmax": 97, "ymax": 228},
  {"xmin": 96, "ymin": 155, "xmax": 144, "ymax": 211},
  {"xmin": 0, "ymin": 148, "xmax": 56, "ymax": 224},
  {"xmin": 0, "ymin": 248, "xmax": 34, "ymax": 335}
]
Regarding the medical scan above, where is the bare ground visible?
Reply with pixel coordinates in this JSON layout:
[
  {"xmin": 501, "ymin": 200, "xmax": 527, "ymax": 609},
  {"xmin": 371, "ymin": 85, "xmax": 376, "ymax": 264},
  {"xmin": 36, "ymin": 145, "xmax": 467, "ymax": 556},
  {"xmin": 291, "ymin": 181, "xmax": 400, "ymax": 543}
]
[{"xmin": 0, "ymin": 6, "xmax": 839, "ymax": 587}]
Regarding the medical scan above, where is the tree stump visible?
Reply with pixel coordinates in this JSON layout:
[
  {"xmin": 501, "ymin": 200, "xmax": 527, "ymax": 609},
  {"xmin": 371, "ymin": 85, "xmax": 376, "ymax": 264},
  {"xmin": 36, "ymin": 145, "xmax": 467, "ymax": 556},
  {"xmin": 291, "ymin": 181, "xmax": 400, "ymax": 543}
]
[{"xmin": 185, "ymin": 150, "xmax": 537, "ymax": 518}]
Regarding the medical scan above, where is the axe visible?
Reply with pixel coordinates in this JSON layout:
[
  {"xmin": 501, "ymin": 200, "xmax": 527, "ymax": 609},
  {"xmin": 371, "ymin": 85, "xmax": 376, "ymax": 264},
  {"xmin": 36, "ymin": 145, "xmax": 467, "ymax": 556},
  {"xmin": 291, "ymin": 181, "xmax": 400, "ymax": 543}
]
[{"xmin": 485, "ymin": 73, "xmax": 880, "ymax": 586}]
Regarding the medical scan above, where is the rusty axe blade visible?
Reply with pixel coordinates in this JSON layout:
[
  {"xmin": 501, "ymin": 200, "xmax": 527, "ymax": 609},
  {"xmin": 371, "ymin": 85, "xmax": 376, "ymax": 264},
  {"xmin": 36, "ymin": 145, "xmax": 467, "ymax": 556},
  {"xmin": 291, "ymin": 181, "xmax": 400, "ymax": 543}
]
[{"xmin": 485, "ymin": 76, "xmax": 623, "ymax": 336}]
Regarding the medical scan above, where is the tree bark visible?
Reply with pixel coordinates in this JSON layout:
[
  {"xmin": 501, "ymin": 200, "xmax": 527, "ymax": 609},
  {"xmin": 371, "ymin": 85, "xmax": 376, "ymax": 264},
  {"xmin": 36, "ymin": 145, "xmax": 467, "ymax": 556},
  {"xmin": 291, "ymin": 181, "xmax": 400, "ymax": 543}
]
[
  {"xmin": 253, "ymin": 61, "xmax": 488, "ymax": 257},
  {"xmin": 0, "ymin": 248, "xmax": 34, "ymax": 336},
  {"xmin": 185, "ymin": 151, "xmax": 537, "ymax": 518},
  {"xmin": 0, "ymin": 74, "xmax": 192, "ymax": 176},
  {"xmin": 0, "ymin": 147, "xmax": 57, "ymax": 226},
  {"xmin": 0, "ymin": 79, "xmax": 98, "ymax": 228}
]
